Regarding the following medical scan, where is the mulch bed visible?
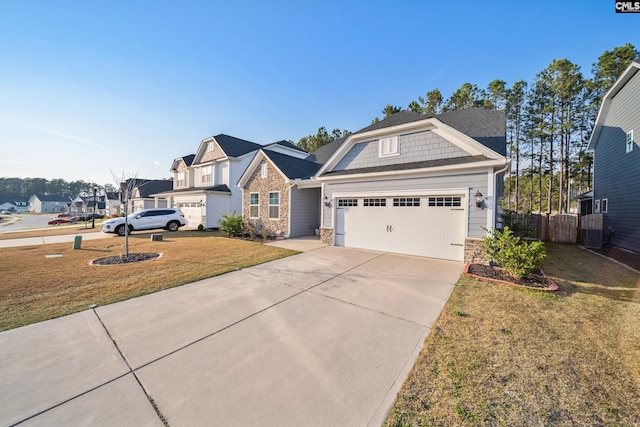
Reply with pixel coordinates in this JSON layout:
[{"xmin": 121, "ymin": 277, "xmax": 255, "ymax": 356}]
[
  {"xmin": 91, "ymin": 252, "xmax": 161, "ymax": 266},
  {"xmin": 464, "ymin": 263, "xmax": 559, "ymax": 291},
  {"xmin": 590, "ymin": 245, "xmax": 640, "ymax": 272}
]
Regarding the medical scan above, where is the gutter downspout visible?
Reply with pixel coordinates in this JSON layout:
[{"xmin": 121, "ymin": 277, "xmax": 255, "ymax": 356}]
[{"xmin": 493, "ymin": 158, "xmax": 511, "ymax": 230}]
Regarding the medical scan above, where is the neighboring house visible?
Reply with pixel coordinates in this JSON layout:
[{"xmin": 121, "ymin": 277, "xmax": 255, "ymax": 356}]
[
  {"xmin": 0, "ymin": 198, "xmax": 28, "ymax": 213},
  {"xmin": 71, "ymin": 195, "xmax": 107, "ymax": 216},
  {"xmin": 587, "ymin": 59, "xmax": 640, "ymax": 252},
  {"xmin": 28, "ymin": 194, "xmax": 72, "ymax": 213},
  {"xmin": 238, "ymin": 148, "xmax": 322, "ymax": 237},
  {"xmin": 239, "ymin": 108, "xmax": 508, "ymax": 262},
  {"xmin": 156, "ymin": 134, "xmax": 304, "ymax": 228},
  {"xmin": 105, "ymin": 192, "xmax": 121, "ymax": 216},
  {"xmin": 122, "ymin": 179, "xmax": 173, "ymax": 213}
]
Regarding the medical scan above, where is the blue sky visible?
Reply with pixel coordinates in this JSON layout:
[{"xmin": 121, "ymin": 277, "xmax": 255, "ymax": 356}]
[{"xmin": 0, "ymin": 0, "xmax": 638, "ymax": 186}]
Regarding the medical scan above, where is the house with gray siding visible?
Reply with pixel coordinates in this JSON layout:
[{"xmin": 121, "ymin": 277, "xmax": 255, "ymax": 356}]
[
  {"xmin": 238, "ymin": 108, "xmax": 508, "ymax": 262},
  {"xmin": 587, "ymin": 60, "xmax": 640, "ymax": 252}
]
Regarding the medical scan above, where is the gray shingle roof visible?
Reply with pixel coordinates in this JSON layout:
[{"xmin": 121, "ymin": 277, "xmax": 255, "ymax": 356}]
[
  {"xmin": 124, "ymin": 179, "xmax": 173, "ymax": 198},
  {"xmin": 265, "ymin": 140, "xmax": 307, "ymax": 153},
  {"xmin": 181, "ymin": 154, "xmax": 196, "ymax": 166},
  {"xmin": 305, "ymin": 136, "xmax": 348, "ymax": 164},
  {"xmin": 263, "ymin": 150, "xmax": 323, "ymax": 179},
  {"xmin": 436, "ymin": 108, "xmax": 506, "ymax": 155},
  {"xmin": 349, "ymin": 108, "xmax": 506, "ymax": 156},
  {"xmin": 321, "ymin": 155, "xmax": 491, "ymax": 177},
  {"xmin": 213, "ymin": 134, "xmax": 262, "ymax": 158}
]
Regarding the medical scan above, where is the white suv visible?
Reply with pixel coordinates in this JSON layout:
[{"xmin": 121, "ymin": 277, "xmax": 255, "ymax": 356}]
[{"xmin": 102, "ymin": 208, "xmax": 186, "ymax": 236}]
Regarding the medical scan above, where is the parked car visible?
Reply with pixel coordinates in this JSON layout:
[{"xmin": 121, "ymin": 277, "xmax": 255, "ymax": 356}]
[
  {"xmin": 101, "ymin": 208, "xmax": 186, "ymax": 236},
  {"xmin": 0, "ymin": 210, "xmax": 12, "ymax": 215},
  {"xmin": 48, "ymin": 218, "xmax": 72, "ymax": 225},
  {"xmin": 57, "ymin": 213, "xmax": 71, "ymax": 218},
  {"xmin": 71, "ymin": 213, "xmax": 103, "ymax": 221}
]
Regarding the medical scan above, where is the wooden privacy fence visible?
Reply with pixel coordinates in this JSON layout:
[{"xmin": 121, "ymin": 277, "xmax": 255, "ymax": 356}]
[{"xmin": 509, "ymin": 213, "xmax": 581, "ymax": 244}]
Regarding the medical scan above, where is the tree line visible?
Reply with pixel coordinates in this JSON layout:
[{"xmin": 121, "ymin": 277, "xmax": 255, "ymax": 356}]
[
  {"xmin": 0, "ymin": 177, "xmax": 117, "ymax": 199},
  {"xmin": 297, "ymin": 43, "xmax": 638, "ymax": 214}
]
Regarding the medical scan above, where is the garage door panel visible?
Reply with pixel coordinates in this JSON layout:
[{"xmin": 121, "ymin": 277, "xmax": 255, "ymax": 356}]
[{"xmin": 336, "ymin": 195, "xmax": 465, "ymax": 261}]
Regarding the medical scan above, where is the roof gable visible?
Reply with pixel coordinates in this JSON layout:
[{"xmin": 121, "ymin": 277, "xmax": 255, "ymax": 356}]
[
  {"xmin": 124, "ymin": 179, "xmax": 173, "ymax": 198},
  {"xmin": 194, "ymin": 134, "xmax": 261, "ymax": 164},
  {"xmin": 316, "ymin": 109, "xmax": 506, "ymax": 176},
  {"xmin": 588, "ymin": 60, "xmax": 640, "ymax": 151}
]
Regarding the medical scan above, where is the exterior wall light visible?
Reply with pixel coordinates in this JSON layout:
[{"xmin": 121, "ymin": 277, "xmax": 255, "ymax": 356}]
[
  {"xmin": 474, "ymin": 190, "xmax": 483, "ymax": 208},
  {"xmin": 324, "ymin": 196, "xmax": 331, "ymax": 207}
]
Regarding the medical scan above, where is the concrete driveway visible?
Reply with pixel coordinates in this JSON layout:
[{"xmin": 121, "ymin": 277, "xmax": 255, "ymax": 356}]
[{"xmin": 0, "ymin": 243, "xmax": 462, "ymax": 427}]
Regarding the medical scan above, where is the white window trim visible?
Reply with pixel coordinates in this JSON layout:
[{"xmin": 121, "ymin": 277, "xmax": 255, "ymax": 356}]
[
  {"xmin": 627, "ymin": 130, "xmax": 634, "ymax": 153},
  {"xmin": 201, "ymin": 165, "xmax": 213, "ymax": 184},
  {"xmin": 601, "ymin": 198, "xmax": 608, "ymax": 214},
  {"xmin": 379, "ymin": 136, "xmax": 399, "ymax": 157},
  {"xmin": 261, "ymin": 163, "xmax": 268, "ymax": 178},
  {"xmin": 595, "ymin": 199, "xmax": 601, "ymax": 214},
  {"xmin": 206, "ymin": 142, "xmax": 214, "ymax": 152},
  {"xmin": 249, "ymin": 192, "xmax": 259, "ymax": 219},
  {"xmin": 268, "ymin": 191, "xmax": 280, "ymax": 220}
]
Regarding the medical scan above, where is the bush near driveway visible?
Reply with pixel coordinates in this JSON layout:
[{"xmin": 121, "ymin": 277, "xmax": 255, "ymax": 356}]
[
  {"xmin": 385, "ymin": 243, "xmax": 640, "ymax": 426},
  {"xmin": 0, "ymin": 231, "xmax": 297, "ymax": 331}
]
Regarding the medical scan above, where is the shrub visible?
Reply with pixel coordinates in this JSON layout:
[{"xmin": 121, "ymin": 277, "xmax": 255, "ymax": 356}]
[
  {"xmin": 482, "ymin": 226, "xmax": 546, "ymax": 278},
  {"xmin": 243, "ymin": 220, "xmax": 257, "ymax": 239},
  {"xmin": 218, "ymin": 211, "xmax": 244, "ymax": 237},
  {"xmin": 260, "ymin": 226, "xmax": 269, "ymax": 241},
  {"xmin": 500, "ymin": 210, "xmax": 535, "ymax": 238}
]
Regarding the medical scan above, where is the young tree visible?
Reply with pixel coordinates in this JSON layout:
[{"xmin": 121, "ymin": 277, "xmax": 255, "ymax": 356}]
[{"xmin": 111, "ymin": 171, "xmax": 138, "ymax": 258}]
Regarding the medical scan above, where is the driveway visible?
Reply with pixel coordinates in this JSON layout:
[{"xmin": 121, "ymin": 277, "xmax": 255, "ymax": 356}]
[{"xmin": 0, "ymin": 243, "xmax": 462, "ymax": 426}]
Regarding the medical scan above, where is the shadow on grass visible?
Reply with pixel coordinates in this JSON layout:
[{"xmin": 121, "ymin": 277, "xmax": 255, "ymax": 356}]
[{"xmin": 543, "ymin": 243, "xmax": 640, "ymax": 303}]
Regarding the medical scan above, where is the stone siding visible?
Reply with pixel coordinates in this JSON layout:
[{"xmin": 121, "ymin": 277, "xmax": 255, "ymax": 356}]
[
  {"xmin": 242, "ymin": 160, "xmax": 289, "ymax": 236},
  {"xmin": 320, "ymin": 227, "xmax": 334, "ymax": 245},
  {"xmin": 464, "ymin": 238, "xmax": 488, "ymax": 265}
]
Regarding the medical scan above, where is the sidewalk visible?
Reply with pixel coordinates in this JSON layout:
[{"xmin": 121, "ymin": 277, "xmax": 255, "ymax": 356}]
[{"xmin": 0, "ymin": 232, "xmax": 112, "ymax": 248}]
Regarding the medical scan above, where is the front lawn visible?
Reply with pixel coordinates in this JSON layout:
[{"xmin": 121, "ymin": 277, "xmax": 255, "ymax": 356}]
[
  {"xmin": 385, "ymin": 243, "xmax": 640, "ymax": 426},
  {"xmin": 0, "ymin": 231, "xmax": 297, "ymax": 331}
]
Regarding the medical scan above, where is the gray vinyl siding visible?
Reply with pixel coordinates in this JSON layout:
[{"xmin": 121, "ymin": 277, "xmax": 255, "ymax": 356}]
[
  {"xmin": 322, "ymin": 171, "xmax": 489, "ymax": 238},
  {"xmin": 289, "ymin": 187, "xmax": 321, "ymax": 237},
  {"xmin": 593, "ymin": 71, "xmax": 640, "ymax": 252},
  {"xmin": 332, "ymin": 130, "xmax": 469, "ymax": 171}
]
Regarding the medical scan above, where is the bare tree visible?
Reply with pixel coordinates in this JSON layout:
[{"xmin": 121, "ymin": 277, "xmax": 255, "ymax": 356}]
[{"xmin": 110, "ymin": 170, "xmax": 138, "ymax": 258}]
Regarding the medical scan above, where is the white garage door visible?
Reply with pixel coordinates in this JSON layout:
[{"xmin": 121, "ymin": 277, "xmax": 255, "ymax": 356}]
[{"xmin": 335, "ymin": 195, "xmax": 465, "ymax": 261}]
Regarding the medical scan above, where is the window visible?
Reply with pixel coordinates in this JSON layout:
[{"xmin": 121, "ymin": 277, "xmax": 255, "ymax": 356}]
[
  {"xmin": 206, "ymin": 142, "xmax": 214, "ymax": 152},
  {"xmin": 428, "ymin": 196, "xmax": 462, "ymax": 207},
  {"xmin": 601, "ymin": 198, "xmax": 608, "ymax": 213},
  {"xmin": 177, "ymin": 172, "xmax": 186, "ymax": 187},
  {"xmin": 268, "ymin": 192, "xmax": 279, "ymax": 219},
  {"xmin": 595, "ymin": 199, "xmax": 601, "ymax": 213},
  {"xmin": 627, "ymin": 130, "xmax": 634, "ymax": 153},
  {"xmin": 338, "ymin": 199, "xmax": 358, "ymax": 207},
  {"xmin": 363, "ymin": 198, "xmax": 386, "ymax": 207},
  {"xmin": 201, "ymin": 165, "xmax": 213, "ymax": 184},
  {"xmin": 249, "ymin": 193, "xmax": 259, "ymax": 218},
  {"xmin": 261, "ymin": 163, "xmax": 268, "ymax": 178},
  {"xmin": 379, "ymin": 136, "xmax": 399, "ymax": 157},
  {"xmin": 393, "ymin": 197, "xmax": 420, "ymax": 207}
]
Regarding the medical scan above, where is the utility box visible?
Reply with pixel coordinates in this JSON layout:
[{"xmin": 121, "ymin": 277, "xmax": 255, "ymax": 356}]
[{"xmin": 72, "ymin": 235, "xmax": 82, "ymax": 250}]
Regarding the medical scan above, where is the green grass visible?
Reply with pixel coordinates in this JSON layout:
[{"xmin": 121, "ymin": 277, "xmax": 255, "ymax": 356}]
[{"xmin": 385, "ymin": 243, "xmax": 640, "ymax": 426}]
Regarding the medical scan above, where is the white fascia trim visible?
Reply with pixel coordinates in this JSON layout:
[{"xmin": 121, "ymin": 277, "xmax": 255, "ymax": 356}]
[
  {"xmin": 318, "ymin": 158, "xmax": 508, "ymax": 182},
  {"xmin": 487, "ymin": 169, "xmax": 496, "ymax": 231},
  {"xmin": 316, "ymin": 117, "xmax": 504, "ymax": 176},
  {"xmin": 316, "ymin": 119, "xmax": 438, "ymax": 176},
  {"xmin": 431, "ymin": 121, "xmax": 503, "ymax": 158},
  {"xmin": 237, "ymin": 151, "xmax": 266, "ymax": 188}
]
